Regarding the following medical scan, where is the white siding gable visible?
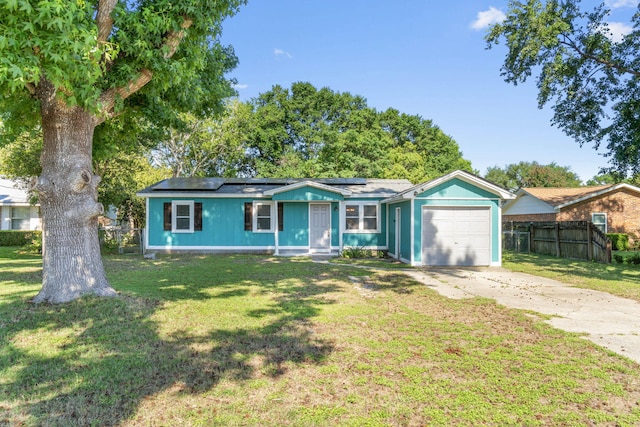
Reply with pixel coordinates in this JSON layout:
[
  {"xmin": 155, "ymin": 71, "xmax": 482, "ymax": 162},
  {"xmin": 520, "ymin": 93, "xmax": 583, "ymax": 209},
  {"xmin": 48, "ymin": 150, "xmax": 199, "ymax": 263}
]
[{"xmin": 503, "ymin": 193, "xmax": 555, "ymax": 215}]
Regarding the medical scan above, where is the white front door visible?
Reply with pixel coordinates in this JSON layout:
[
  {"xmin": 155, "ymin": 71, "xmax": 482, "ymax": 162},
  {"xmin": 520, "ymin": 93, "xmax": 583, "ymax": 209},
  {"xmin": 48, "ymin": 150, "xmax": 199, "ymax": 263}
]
[{"xmin": 309, "ymin": 203, "xmax": 331, "ymax": 252}]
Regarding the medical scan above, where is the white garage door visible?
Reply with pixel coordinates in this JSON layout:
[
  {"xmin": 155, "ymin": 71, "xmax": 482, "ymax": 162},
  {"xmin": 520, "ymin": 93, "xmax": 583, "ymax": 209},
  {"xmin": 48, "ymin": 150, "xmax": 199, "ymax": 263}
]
[{"xmin": 421, "ymin": 206, "xmax": 491, "ymax": 266}]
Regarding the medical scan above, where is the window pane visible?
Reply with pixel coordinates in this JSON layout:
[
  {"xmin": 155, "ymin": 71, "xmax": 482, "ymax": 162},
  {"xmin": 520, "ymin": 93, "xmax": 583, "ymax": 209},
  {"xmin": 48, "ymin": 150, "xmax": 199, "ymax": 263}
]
[
  {"xmin": 345, "ymin": 205, "xmax": 359, "ymax": 217},
  {"xmin": 257, "ymin": 218, "xmax": 271, "ymax": 230},
  {"xmin": 363, "ymin": 205, "xmax": 377, "ymax": 217},
  {"xmin": 346, "ymin": 218, "xmax": 359, "ymax": 230},
  {"xmin": 176, "ymin": 205, "xmax": 191, "ymax": 217},
  {"xmin": 11, "ymin": 219, "xmax": 29, "ymax": 230},
  {"xmin": 257, "ymin": 204, "xmax": 271, "ymax": 216},
  {"xmin": 12, "ymin": 207, "xmax": 30, "ymax": 219},
  {"xmin": 592, "ymin": 213, "xmax": 605, "ymax": 224},
  {"xmin": 176, "ymin": 218, "xmax": 190, "ymax": 230},
  {"xmin": 363, "ymin": 218, "xmax": 377, "ymax": 230}
]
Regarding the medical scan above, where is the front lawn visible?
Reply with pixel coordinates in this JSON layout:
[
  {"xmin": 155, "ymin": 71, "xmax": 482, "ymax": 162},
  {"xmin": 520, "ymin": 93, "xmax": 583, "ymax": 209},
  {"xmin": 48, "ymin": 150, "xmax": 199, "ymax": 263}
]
[
  {"xmin": 2, "ymin": 247, "xmax": 640, "ymax": 426},
  {"xmin": 503, "ymin": 251, "xmax": 640, "ymax": 303}
]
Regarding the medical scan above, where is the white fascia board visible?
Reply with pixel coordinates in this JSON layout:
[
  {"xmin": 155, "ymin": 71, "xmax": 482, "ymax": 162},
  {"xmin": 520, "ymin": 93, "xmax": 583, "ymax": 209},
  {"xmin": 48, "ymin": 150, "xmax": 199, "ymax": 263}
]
[
  {"xmin": 136, "ymin": 192, "xmax": 269, "ymax": 199},
  {"xmin": 382, "ymin": 170, "xmax": 515, "ymax": 203},
  {"xmin": 555, "ymin": 183, "xmax": 640, "ymax": 209}
]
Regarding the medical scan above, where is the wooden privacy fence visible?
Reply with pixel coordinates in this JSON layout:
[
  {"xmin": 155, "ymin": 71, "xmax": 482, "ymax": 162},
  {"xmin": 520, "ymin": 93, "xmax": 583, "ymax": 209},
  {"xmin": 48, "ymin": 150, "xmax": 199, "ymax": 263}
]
[{"xmin": 503, "ymin": 221, "xmax": 611, "ymax": 264}]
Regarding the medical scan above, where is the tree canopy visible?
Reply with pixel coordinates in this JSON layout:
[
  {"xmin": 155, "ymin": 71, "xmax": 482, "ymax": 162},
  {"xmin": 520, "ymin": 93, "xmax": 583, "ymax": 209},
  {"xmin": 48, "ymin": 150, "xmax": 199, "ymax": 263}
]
[
  {"xmin": 487, "ymin": 0, "xmax": 640, "ymax": 178},
  {"xmin": 484, "ymin": 161, "xmax": 582, "ymax": 191},
  {"xmin": 240, "ymin": 82, "xmax": 472, "ymax": 183}
]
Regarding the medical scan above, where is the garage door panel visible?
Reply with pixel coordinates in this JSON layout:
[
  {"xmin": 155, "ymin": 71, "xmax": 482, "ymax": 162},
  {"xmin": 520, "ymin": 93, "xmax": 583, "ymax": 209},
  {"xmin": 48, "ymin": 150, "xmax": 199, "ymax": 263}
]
[{"xmin": 422, "ymin": 207, "xmax": 491, "ymax": 266}]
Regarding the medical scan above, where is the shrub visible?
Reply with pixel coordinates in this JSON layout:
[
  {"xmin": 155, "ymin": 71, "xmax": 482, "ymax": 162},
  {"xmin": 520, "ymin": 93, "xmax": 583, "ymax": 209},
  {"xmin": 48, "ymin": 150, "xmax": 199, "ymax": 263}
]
[
  {"xmin": 613, "ymin": 253, "xmax": 625, "ymax": 264},
  {"xmin": 341, "ymin": 246, "xmax": 372, "ymax": 259},
  {"xmin": 607, "ymin": 233, "xmax": 629, "ymax": 251},
  {"xmin": 627, "ymin": 253, "xmax": 640, "ymax": 265},
  {"xmin": 23, "ymin": 232, "xmax": 42, "ymax": 254},
  {"xmin": 0, "ymin": 230, "xmax": 41, "ymax": 246}
]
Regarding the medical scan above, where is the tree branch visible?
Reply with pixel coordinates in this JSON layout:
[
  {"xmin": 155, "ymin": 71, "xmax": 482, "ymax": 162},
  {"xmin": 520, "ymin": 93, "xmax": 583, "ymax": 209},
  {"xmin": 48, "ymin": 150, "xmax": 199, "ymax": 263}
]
[
  {"xmin": 96, "ymin": 16, "xmax": 193, "ymax": 125},
  {"xmin": 96, "ymin": 0, "xmax": 118, "ymax": 43},
  {"xmin": 559, "ymin": 34, "xmax": 640, "ymax": 78}
]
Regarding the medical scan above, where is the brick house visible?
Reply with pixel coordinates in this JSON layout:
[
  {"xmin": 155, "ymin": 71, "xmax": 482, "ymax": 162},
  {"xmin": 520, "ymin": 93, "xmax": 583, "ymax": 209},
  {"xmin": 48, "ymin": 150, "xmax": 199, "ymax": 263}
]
[{"xmin": 503, "ymin": 184, "xmax": 640, "ymax": 238}]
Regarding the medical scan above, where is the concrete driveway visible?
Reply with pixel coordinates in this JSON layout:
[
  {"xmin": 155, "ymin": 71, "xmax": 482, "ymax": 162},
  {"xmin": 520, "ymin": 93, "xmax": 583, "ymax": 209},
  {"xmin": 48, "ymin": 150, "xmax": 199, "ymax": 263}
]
[{"xmin": 403, "ymin": 268, "xmax": 640, "ymax": 365}]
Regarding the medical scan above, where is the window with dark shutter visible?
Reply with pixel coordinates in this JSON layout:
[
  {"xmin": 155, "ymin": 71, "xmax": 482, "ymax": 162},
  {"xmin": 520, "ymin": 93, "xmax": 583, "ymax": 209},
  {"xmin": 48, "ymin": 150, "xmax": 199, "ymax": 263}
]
[
  {"xmin": 278, "ymin": 202, "xmax": 284, "ymax": 231},
  {"xmin": 244, "ymin": 202, "xmax": 253, "ymax": 231},
  {"xmin": 163, "ymin": 203, "xmax": 172, "ymax": 231},
  {"xmin": 194, "ymin": 202, "xmax": 203, "ymax": 231}
]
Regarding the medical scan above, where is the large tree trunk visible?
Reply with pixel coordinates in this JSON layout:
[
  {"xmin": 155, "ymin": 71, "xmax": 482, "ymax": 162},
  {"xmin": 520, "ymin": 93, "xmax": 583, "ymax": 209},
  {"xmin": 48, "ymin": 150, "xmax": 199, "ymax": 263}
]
[{"xmin": 32, "ymin": 86, "xmax": 117, "ymax": 304}]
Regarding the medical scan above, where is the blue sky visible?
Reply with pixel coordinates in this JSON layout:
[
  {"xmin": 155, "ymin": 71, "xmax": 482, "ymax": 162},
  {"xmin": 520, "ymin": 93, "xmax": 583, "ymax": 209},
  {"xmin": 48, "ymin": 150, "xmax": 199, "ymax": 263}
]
[{"xmin": 220, "ymin": 1, "xmax": 636, "ymax": 183}]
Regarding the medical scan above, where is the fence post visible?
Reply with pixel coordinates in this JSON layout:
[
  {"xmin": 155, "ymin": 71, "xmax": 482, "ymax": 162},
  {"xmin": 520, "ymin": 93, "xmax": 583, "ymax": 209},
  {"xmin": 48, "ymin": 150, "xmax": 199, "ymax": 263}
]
[
  {"xmin": 586, "ymin": 222, "xmax": 593, "ymax": 261},
  {"xmin": 529, "ymin": 223, "xmax": 534, "ymax": 253},
  {"xmin": 555, "ymin": 222, "xmax": 561, "ymax": 257}
]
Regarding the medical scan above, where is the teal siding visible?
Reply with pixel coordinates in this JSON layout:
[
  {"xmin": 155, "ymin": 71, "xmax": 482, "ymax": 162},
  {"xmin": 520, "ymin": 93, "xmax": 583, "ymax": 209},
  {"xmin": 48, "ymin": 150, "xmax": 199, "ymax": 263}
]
[
  {"xmin": 148, "ymin": 197, "xmax": 274, "ymax": 248},
  {"xmin": 342, "ymin": 200, "xmax": 388, "ymax": 248},
  {"xmin": 272, "ymin": 187, "xmax": 344, "ymax": 201},
  {"xmin": 417, "ymin": 178, "xmax": 497, "ymax": 200},
  {"xmin": 278, "ymin": 202, "xmax": 308, "ymax": 247},
  {"xmin": 388, "ymin": 201, "xmax": 411, "ymax": 260},
  {"xmin": 331, "ymin": 202, "xmax": 340, "ymax": 247},
  {"xmin": 412, "ymin": 178, "xmax": 502, "ymax": 265}
]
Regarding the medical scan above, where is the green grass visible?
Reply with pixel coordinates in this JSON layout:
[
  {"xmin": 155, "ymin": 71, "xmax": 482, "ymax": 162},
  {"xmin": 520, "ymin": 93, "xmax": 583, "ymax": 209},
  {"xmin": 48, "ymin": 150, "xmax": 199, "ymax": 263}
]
[
  {"xmin": 2, "ymin": 247, "xmax": 640, "ymax": 426},
  {"xmin": 503, "ymin": 251, "xmax": 640, "ymax": 302}
]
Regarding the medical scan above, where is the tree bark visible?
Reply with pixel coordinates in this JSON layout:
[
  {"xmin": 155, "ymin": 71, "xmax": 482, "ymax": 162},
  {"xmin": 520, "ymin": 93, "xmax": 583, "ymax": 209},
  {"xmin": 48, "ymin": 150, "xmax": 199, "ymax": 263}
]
[{"xmin": 32, "ymin": 83, "xmax": 117, "ymax": 303}]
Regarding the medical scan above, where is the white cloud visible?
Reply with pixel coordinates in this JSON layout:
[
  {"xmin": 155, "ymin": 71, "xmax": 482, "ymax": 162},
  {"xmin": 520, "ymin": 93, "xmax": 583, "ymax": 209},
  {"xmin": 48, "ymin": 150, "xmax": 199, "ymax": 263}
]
[
  {"xmin": 598, "ymin": 21, "xmax": 633, "ymax": 43},
  {"xmin": 605, "ymin": 0, "xmax": 636, "ymax": 9},
  {"xmin": 274, "ymin": 48, "xmax": 292, "ymax": 58},
  {"xmin": 470, "ymin": 7, "xmax": 506, "ymax": 30},
  {"xmin": 232, "ymin": 83, "xmax": 248, "ymax": 90}
]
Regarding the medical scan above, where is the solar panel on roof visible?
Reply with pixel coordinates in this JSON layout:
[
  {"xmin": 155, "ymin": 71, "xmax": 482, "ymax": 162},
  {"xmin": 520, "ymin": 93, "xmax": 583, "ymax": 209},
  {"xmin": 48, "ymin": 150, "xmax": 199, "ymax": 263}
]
[{"xmin": 152, "ymin": 178, "xmax": 225, "ymax": 191}]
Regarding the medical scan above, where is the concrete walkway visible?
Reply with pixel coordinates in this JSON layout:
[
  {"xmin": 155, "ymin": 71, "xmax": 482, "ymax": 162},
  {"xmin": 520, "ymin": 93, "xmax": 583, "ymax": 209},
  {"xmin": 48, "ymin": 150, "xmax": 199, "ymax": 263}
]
[{"xmin": 402, "ymin": 268, "xmax": 640, "ymax": 365}]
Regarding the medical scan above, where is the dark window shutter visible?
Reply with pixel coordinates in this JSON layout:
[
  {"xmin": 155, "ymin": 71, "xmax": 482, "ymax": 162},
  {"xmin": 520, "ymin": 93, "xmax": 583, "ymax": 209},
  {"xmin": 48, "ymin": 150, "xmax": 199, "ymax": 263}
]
[
  {"xmin": 163, "ymin": 203, "xmax": 172, "ymax": 231},
  {"xmin": 194, "ymin": 203, "xmax": 203, "ymax": 231},
  {"xmin": 278, "ymin": 202, "xmax": 284, "ymax": 231},
  {"xmin": 244, "ymin": 202, "xmax": 253, "ymax": 231}
]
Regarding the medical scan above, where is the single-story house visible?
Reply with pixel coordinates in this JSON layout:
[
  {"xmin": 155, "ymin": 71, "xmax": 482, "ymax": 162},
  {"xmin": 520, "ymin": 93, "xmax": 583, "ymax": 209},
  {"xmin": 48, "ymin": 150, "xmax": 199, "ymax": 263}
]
[
  {"xmin": 503, "ymin": 184, "xmax": 640, "ymax": 235},
  {"xmin": 0, "ymin": 178, "xmax": 41, "ymax": 231},
  {"xmin": 137, "ymin": 170, "xmax": 514, "ymax": 266}
]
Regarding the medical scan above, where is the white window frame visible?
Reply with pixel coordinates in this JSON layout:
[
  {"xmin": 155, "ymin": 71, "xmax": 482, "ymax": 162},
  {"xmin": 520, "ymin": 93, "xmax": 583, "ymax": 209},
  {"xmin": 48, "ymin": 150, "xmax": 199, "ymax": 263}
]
[
  {"xmin": 11, "ymin": 206, "xmax": 31, "ymax": 231},
  {"xmin": 172, "ymin": 200, "xmax": 194, "ymax": 233},
  {"xmin": 253, "ymin": 201, "xmax": 275, "ymax": 233},
  {"xmin": 592, "ymin": 212, "xmax": 607, "ymax": 233},
  {"xmin": 343, "ymin": 202, "xmax": 380, "ymax": 233}
]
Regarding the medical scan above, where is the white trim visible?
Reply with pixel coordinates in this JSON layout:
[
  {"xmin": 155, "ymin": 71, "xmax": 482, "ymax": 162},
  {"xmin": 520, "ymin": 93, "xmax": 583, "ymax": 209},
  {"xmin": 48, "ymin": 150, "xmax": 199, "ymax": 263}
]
[
  {"xmin": 137, "ymin": 192, "xmax": 271, "ymax": 198},
  {"xmin": 144, "ymin": 244, "xmax": 346, "ymax": 253},
  {"xmin": 338, "ymin": 201, "xmax": 344, "ymax": 253},
  {"xmin": 146, "ymin": 245, "xmax": 277, "ymax": 251},
  {"xmin": 264, "ymin": 180, "xmax": 352, "ymax": 197},
  {"xmin": 171, "ymin": 200, "xmax": 194, "ymax": 233},
  {"xmin": 343, "ymin": 201, "xmax": 380, "ymax": 233},
  {"xmin": 274, "ymin": 202, "xmax": 280, "ymax": 255},
  {"xmin": 137, "ymin": 192, "xmax": 399, "ymax": 199},
  {"xmin": 253, "ymin": 201, "xmax": 275, "ymax": 233},
  {"xmin": 591, "ymin": 212, "xmax": 607, "ymax": 233},
  {"xmin": 309, "ymin": 202, "xmax": 332, "ymax": 252},
  {"xmin": 382, "ymin": 170, "xmax": 515, "ymax": 204},
  {"xmin": 144, "ymin": 198, "xmax": 150, "ymax": 251},
  {"xmin": 556, "ymin": 183, "xmax": 640, "ymax": 209},
  {"xmin": 410, "ymin": 198, "xmax": 415, "ymax": 264},
  {"xmin": 413, "ymin": 197, "xmax": 504, "ymax": 201}
]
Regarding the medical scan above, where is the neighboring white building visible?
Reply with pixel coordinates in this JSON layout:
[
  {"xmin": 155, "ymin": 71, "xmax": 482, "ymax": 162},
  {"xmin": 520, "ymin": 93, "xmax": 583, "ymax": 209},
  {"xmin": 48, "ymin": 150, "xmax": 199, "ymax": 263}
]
[{"xmin": 0, "ymin": 178, "xmax": 41, "ymax": 231}]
